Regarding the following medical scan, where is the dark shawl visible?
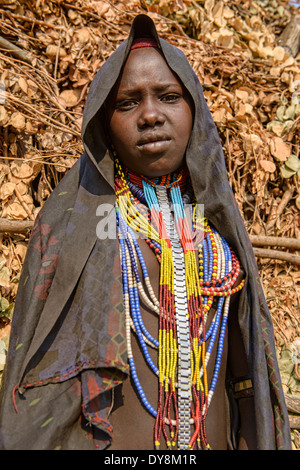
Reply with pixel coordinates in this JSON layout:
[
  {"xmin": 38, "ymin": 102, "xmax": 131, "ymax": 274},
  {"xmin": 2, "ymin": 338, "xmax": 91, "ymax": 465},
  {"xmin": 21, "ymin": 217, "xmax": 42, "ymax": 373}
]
[{"xmin": 0, "ymin": 14, "xmax": 291, "ymax": 450}]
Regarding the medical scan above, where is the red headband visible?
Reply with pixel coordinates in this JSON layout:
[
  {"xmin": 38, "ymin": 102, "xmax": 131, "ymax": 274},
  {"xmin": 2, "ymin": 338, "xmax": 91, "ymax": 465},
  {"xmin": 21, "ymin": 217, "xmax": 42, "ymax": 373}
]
[{"xmin": 131, "ymin": 37, "xmax": 159, "ymax": 50}]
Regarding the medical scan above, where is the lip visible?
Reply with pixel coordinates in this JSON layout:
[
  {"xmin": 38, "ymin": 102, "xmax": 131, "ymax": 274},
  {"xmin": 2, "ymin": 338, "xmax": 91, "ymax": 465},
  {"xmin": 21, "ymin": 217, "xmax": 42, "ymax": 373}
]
[{"xmin": 137, "ymin": 134, "xmax": 172, "ymax": 154}]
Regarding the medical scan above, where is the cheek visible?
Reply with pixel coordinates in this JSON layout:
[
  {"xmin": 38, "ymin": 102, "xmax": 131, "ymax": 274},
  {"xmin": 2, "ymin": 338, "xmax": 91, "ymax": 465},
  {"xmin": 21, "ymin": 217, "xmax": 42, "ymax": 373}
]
[
  {"xmin": 177, "ymin": 106, "xmax": 193, "ymax": 145},
  {"xmin": 109, "ymin": 115, "xmax": 135, "ymax": 149},
  {"xmin": 108, "ymin": 115, "xmax": 121, "ymax": 143}
]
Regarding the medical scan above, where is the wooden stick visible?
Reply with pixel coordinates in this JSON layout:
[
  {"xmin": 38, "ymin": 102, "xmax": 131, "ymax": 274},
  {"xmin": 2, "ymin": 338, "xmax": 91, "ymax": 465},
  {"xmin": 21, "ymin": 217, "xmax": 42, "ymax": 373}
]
[
  {"xmin": 0, "ymin": 218, "xmax": 34, "ymax": 233},
  {"xmin": 7, "ymin": 92, "xmax": 81, "ymax": 137},
  {"xmin": 285, "ymin": 394, "xmax": 300, "ymax": 415},
  {"xmin": 253, "ymin": 247, "xmax": 300, "ymax": 265},
  {"xmin": 0, "ymin": 35, "xmax": 32, "ymax": 64},
  {"xmin": 266, "ymin": 187, "xmax": 294, "ymax": 231},
  {"xmin": 1, "ymin": 216, "xmax": 300, "ymax": 263},
  {"xmin": 1, "ymin": 10, "xmax": 63, "ymax": 31},
  {"xmin": 250, "ymin": 235, "xmax": 300, "ymax": 251},
  {"xmin": 289, "ymin": 415, "xmax": 300, "ymax": 429},
  {"xmin": 277, "ymin": 15, "xmax": 300, "ymax": 58},
  {"xmin": 12, "ymin": 186, "xmax": 35, "ymax": 221}
]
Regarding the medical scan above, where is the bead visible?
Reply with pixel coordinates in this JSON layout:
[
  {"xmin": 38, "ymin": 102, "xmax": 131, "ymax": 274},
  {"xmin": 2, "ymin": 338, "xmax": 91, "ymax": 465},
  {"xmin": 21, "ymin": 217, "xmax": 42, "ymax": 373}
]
[{"xmin": 115, "ymin": 158, "xmax": 244, "ymax": 450}]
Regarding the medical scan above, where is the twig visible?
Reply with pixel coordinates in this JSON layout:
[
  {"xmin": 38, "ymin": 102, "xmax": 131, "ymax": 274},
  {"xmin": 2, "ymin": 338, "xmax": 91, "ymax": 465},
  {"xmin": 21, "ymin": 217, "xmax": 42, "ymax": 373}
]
[
  {"xmin": 5, "ymin": 172, "xmax": 35, "ymax": 222},
  {"xmin": 0, "ymin": 35, "xmax": 32, "ymax": 64},
  {"xmin": 54, "ymin": 29, "xmax": 62, "ymax": 81},
  {"xmin": 12, "ymin": 186, "xmax": 35, "ymax": 221},
  {"xmin": 0, "ymin": 10, "xmax": 63, "ymax": 30},
  {"xmin": 266, "ymin": 186, "xmax": 295, "ymax": 231},
  {"xmin": 289, "ymin": 415, "xmax": 300, "ymax": 429},
  {"xmin": 1, "ymin": 53, "xmax": 81, "ymax": 129},
  {"xmin": 250, "ymin": 235, "xmax": 300, "ymax": 251},
  {"xmin": 0, "ymin": 218, "xmax": 34, "ymax": 233},
  {"xmin": 253, "ymin": 247, "xmax": 300, "ymax": 265},
  {"xmin": 6, "ymin": 92, "xmax": 81, "ymax": 137},
  {"xmin": 1, "ymin": 215, "xmax": 299, "ymax": 272},
  {"xmin": 0, "ymin": 155, "xmax": 79, "ymax": 169},
  {"xmin": 61, "ymin": 2, "xmax": 129, "ymax": 34},
  {"xmin": 285, "ymin": 394, "xmax": 300, "ymax": 415},
  {"xmin": 0, "ymin": 51, "xmax": 56, "ymax": 85},
  {"xmin": 295, "ymin": 363, "xmax": 300, "ymax": 381},
  {"xmin": 70, "ymin": 83, "xmax": 89, "ymax": 108}
]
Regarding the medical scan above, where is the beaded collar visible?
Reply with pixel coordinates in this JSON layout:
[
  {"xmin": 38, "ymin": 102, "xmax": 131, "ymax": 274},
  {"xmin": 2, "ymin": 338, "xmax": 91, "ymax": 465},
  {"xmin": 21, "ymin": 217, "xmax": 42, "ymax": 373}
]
[{"xmin": 114, "ymin": 158, "xmax": 244, "ymax": 450}]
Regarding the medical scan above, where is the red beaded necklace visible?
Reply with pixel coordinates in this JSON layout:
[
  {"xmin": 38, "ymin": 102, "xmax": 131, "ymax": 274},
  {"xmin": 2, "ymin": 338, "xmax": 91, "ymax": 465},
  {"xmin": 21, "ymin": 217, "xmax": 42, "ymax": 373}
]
[{"xmin": 115, "ymin": 158, "xmax": 245, "ymax": 450}]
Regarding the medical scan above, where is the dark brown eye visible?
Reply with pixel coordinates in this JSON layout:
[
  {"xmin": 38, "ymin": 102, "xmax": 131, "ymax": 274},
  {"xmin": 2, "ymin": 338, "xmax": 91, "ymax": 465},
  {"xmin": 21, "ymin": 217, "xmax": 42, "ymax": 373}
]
[
  {"xmin": 161, "ymin": 93, "xmax": 181, "ymax": 103},
  {"xmin": 116, "ymin": 99, "xmax": 138, "ymax": 111}
]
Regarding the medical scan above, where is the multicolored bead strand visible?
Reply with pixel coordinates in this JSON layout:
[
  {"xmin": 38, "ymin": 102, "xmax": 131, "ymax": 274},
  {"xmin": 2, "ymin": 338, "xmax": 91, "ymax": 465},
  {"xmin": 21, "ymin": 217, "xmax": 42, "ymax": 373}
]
[{"xmin": 114, "ymin": 159, "xmax": 245, "ymax": 450}]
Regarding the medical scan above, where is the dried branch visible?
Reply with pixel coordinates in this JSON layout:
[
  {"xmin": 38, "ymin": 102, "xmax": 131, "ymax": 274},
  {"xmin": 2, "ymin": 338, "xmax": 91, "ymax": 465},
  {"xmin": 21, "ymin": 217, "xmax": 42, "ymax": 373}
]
[
  {"xmin": 0, "ymin": 9, "xmax": 63, "ymax": 31},
  {"xmin": 250, "ymin": 235, "xmax": 300, "ymax": 251},
  {"xmin": 253, "ymin": 247, "xmax": 300, "ymax": 265},
  {"xmin": 266, "ymin": 187, "xmax": 295, "ymax": 232},
  {"xmin": 289, "ymin": 415, "xmax": 300, "ymax": 429},
  {"xmin": 6, "ymin": 92, "xmax": 81, "ymax": 137},
  {"xmin": 0, "ymin": 218, "xmax": 34, "ymax": 233},
  {"xmin": 277, "ymin": 14, "xmax": 300, "ymax": 57},
  {"xmin": 285, "ymin": 394, "xmax": 300, "ymax": 415},
  {"xmin": 0, "ymin": 35, "xmax": 32, "ymax": 64}
]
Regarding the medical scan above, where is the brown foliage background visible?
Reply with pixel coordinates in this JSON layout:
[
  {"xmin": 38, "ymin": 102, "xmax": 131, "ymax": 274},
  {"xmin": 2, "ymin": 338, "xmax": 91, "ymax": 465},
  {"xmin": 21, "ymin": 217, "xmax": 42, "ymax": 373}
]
[{"xmin": 0, "ymin": 0, "xmax": 299, "ymax": 445}]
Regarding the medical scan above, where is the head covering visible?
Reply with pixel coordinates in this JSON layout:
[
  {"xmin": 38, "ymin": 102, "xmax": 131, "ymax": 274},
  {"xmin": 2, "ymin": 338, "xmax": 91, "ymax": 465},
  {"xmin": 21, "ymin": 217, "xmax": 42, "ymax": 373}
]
[
  {"xmin": 131, "ymin": 37, "xmax": 159, "ymax": 49},
  {"xmin": 0, "ymin": 14, "xmax": 291, "ymax": 450}
]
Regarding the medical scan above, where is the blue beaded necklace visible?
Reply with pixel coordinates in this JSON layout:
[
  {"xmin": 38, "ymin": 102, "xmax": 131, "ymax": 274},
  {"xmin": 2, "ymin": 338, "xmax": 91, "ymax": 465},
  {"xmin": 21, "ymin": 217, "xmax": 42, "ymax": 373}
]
[{"xmin": 115, "ymin": 161, "xmax": 244, "ymax": 449}]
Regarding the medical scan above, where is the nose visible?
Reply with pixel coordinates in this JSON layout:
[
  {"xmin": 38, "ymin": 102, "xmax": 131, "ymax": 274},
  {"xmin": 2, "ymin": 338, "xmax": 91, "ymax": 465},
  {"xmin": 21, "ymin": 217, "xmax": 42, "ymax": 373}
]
[{"xmin": 137, "ymin": 97, "xmax": 165, "ymax": 129}]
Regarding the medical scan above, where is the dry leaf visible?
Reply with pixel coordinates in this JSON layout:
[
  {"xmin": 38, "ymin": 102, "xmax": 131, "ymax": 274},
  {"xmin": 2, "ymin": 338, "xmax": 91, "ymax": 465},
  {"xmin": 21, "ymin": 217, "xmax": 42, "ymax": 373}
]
[
  {"xmin": 10, "ymin": 112, "xmax": 25, "ymax": 131},
  {"xmin": 16, "ymin": 181, "xmax": 29, "ymax": 196},
  {"xmin": 270, "ymin": 67, "xmax": 281, "ymax": 77},
  {"xmin": 5, "ymin": 201, "xmax": 28, "ymax": 219},
  {"xmin": 269, "ymin": 137, "xmax": 290, "ymax": 162},
  {"xmin": 212, "ymin": 1, "xmax": 227, "ymax": 28},
  {"xmin": 0, "ymin": 324, "xmax": 11, "ymax": 341},
  {"xmin": 232, "ymin": 17, "xmax": 245, "ymax": 32},
  {"xmin": 75, "ymin": 27, "xmax": 90, "ymax": 43},
  {"xmin": 272, "ymin": 46, "xmax": 286, "ymax": 62},
  {"xmin": 267, "ymin": 122, "xmax": 284, "ymax": 136},
  {"xmin": 285, "ymin": 154, "xmax": 300, "ymax": 172},
  {"xmin": 240, "ymin": 133, "xmax": 262, "ymax": 153},
  {"xmin": 0, "ymin": 182, "xmax": 15, "ymax": 200},
  {"xmin": 46, "ymin": 45, "xmax": 67, "ymax": 60},
  {"xmin": 235, "ymin": 89, "xmax": 249, "ymax": 102},
  {"xmin": 0, "ymin": 265, "xmax": 11, "ymax": 288},
  {"xmin": 10, "ymin": 161, "xmax": 33, "ymax": 180},
  {"xmin": 212, "ymin": 107, "xmax": 226, "ymax": 123},
  {"xmin": 0, "ymin": 106, "xmax": 9, "ymax": 126},
  {"xmin": 58, "ymin": 89, "xmax": 81, "ymax": 108},
  {"xmin": 0, "ymin": 0, "xmax": 299, "ymax": 419},
  {"xmin": 18, "ymin": 77, "xmax": 28, "ymax": 94},
  {"xmin": 14, "ymin": 242, "xmax": 27, "ymax": 262},
  {"xmin": 260, "ymin": 160, "xmax": 276, "ymax": 173}
]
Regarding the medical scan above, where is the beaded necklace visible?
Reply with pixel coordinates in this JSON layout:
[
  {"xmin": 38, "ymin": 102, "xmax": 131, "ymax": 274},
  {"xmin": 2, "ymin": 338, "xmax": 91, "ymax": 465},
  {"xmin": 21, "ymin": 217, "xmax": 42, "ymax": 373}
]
[{"xmin": 114, "ymin": 158, "xmax": 244, "ymax": 450}]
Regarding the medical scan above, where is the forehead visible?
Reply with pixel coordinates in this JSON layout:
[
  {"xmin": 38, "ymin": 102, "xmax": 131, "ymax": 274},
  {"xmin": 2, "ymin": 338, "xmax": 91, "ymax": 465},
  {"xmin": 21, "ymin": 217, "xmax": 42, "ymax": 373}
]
[{"xmin": 116, "ymin": 47, "xmax": 182, "ymax": 92}]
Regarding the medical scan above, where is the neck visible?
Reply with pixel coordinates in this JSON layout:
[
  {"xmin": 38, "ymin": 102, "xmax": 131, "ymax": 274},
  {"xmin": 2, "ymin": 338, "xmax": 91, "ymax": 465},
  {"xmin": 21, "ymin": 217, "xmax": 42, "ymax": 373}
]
[
  {"xmin": 124, "ymin": 163, "xmax": 189, "ymax": 191},
  {"xmin": 114, "ymin": 158, "xmax": 194, "ymax": 207}
]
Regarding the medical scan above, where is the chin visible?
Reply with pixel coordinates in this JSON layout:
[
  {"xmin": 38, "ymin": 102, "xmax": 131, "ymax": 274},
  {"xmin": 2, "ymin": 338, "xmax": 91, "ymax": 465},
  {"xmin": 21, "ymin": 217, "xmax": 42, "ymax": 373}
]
[
  {"xmin": 140, "ymin": 169, "xmax": 175, "ymax": 178},
  {"xmin": 138, "ymin": 161, "xmax": 185, "ymax": 178}
]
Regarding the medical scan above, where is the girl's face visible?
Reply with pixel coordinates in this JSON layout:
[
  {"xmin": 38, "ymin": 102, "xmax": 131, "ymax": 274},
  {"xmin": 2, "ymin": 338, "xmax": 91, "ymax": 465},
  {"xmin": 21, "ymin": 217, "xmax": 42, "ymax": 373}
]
[{"xmin": 106, "ymin": 47, "xmax": 193, "ymax": 177}]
